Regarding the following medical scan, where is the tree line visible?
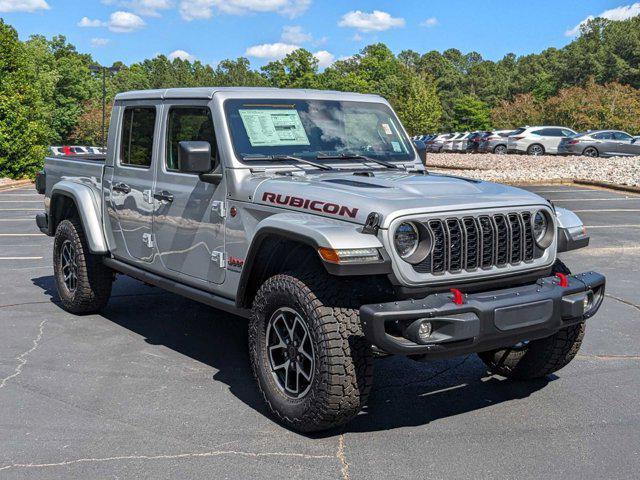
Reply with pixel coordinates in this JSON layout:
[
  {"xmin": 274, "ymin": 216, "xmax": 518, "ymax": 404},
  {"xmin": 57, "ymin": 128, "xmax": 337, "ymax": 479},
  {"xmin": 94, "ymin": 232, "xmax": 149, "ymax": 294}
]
[{"xmin": 2, "ymin": 16, "xmax": 640, "ymax": 178}]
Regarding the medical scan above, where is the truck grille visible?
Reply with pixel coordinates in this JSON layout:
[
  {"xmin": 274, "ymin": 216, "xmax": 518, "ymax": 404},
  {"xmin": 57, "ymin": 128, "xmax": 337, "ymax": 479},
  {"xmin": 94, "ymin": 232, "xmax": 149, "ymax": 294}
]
[{"xmin": 414, "ymin": 212, "xmax": 535, "ymax": 274}]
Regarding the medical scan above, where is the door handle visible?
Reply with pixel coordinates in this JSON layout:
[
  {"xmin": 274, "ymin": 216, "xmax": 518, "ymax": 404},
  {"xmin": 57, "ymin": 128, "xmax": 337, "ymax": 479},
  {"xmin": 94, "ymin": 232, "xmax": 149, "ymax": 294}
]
[
  {"xmin": 153, "ymin": 191, "xmax": 174, "ymax": 203},
  {"xmin": 112, "ymin": 182, "xmax": 131, "ymax": 194}
]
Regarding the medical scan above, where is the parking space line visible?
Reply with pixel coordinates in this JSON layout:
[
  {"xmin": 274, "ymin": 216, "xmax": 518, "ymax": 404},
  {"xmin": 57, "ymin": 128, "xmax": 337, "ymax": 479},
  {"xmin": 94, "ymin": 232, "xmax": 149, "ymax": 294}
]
[
  {"xmin": 574, "ymin": 209, "xmax": 640, "ymax": 213},
  {"xmin": 554, "ymin": 198, "xmax": 640, "ymax": 202},
  {"xmin": 585, "ymin": 224, "xmax": 640, "ymax": 228},
  {"xmin": 0, "ymin": 200, "xmax": 42, "ymax": 203},
  {"xmin": 0, "ymin": 257, "xmax": 44, "ymax": 260},
  {"xmin": 0, "ymin": 233, "xmax": 45, "ymax": 236},
  {"xmin": 0, "ymin": 209, "xmax": 41, "ymax": 211}
]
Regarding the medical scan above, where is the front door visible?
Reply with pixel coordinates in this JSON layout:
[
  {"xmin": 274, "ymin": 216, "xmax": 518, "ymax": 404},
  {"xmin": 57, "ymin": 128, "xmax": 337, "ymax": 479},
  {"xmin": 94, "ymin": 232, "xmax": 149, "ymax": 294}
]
[
  {"xmin": 107, "ymin": 104, "xmax": 159, "ymax": 262},
  {"xmin": 152, "ymin": 103, "xmax": 226, "ymax": 284}
]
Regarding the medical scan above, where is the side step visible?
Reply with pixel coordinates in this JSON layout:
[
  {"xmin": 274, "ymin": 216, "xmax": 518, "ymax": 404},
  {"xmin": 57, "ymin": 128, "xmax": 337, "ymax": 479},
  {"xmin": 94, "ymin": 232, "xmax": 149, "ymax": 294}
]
[{"xmin": 102, "ymin": 257, "xmax": 250, "ymax": 319}]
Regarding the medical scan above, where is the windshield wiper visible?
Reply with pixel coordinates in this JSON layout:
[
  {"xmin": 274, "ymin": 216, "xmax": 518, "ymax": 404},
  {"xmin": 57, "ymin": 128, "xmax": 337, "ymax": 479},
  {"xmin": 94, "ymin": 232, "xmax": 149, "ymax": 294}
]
[
  {"xmin": 242, "ymin": 154, "xmax": 333, "ymax": 171},
  {"xmin": 315, "ymin": 153, "xmax": 401, "ymax": 170}
]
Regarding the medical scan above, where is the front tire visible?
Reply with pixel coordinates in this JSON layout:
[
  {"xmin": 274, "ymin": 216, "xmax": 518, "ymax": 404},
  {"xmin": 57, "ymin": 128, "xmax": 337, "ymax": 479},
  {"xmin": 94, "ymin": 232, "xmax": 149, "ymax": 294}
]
[
  {"xmin": 478, "ymin": 259, "xmax": 584, "ymax": 379},
  {"xmin": 249, "ymin": 272, "xmax": 373, "ymax": 432},
  {"xmin": 493, "ymin": 144, "xmax": 507, "ymax": 155},
  {"xmin": 53, "ymin": 218, "xmax": 113, "ymax": 314}
]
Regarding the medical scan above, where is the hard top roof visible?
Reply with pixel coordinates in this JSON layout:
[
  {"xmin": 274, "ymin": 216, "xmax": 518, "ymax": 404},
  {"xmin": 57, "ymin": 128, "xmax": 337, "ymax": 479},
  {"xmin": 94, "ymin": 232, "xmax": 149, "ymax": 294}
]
[{"xmin": 114, "ymin": 87, "xmax": 384, "ymax": 102}]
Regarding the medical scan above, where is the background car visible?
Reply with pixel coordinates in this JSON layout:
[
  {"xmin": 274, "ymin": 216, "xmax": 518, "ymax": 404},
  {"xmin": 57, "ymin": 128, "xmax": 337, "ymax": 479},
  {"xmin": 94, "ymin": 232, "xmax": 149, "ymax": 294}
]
[
  {"xmin": 465, "ymin": 131, "xmax": 492, "ymax": 153},
  {"xmin": 508, "ymin": 126, "xmax": 577, "ymax": 155},
  {"xmin": 558, "ymin": 130, "xmax": 640, "ymax": 157},
  {"xmin": 442, "ymin": 133, "xmax": 461, "ymax": 152},
  {"xmin": 477, "ymin": 130, "xmax": 514, "ymax": 154},
  {"xmin": 426, "ymin": 133, "xmax": 451, "ymax": 153},
  {"xmin": 452, "ymin": 132, "xmax": 470, "ymax": 151}
]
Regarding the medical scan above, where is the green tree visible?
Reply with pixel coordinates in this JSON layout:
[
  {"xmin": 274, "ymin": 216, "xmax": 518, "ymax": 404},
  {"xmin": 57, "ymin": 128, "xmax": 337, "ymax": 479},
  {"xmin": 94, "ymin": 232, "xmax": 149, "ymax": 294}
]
[
  {"xmin": 451, "ymin": 95, "xmax": 491, "ymax": 131},
  {"xmin": 0, "ymin": 21, "xmax": 53, "ymax": 178},
  {"xmin": 395, "ymin": 74, "xmax": 442, "ymax": 135}
]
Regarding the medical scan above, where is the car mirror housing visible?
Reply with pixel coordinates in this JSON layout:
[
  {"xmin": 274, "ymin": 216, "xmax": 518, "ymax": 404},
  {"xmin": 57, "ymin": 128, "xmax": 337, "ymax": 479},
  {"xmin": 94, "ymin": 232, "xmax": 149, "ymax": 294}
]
[
  {"xmin": 178, "ymin": 141, "xmax": 213, "ymax": 174},
  {"xmin": 413, "ymin": 139, "xmax": 427, "ymax": 163}
]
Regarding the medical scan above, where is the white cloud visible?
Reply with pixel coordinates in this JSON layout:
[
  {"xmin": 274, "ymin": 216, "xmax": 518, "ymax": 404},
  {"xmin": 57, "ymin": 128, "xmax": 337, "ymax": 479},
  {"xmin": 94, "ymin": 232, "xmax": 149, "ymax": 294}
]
[
  {"xmin": 102, "ymin": 0, "xmax": 173, "ymax": 17},
  {"xmin": 420, "ymin": 17, "xmax": 438, "ymax": 27},
  {"xmin": 313, "ymin": 50, "xmax": 334, "ymax": 68},
  {"xmin": 281, "ymin": 25, "xmax": 311, "ymax": 44},
  {"xmin": 0, "ymin": 0, "xmax": 49, "ymax": 12},
  {"xmin": 109, "ymin": 11, "xmax": 146, "ymax": 32},
  {"xmin": 168, "ymin": 49, "xmax": 195, "ymax": 61},
  {"xmin": 566, "ymin": 2, "xmax": 640, "ymax": 36},
  {"xmin": 352, "ymin": 33, "xmax": 362, "ymax": 41},
  {"xmin": 91, "ymin": 38, "xmax": 111, "ymax": 47},
  {"xmin": 78, "ymin": 17, "xmax": 107, "ymax": 27},
  {"xmin": 338, "ymin": 10, "xmax": 405, "ymax": 32},
  {"xmin": 179, "ymin": 0, "xmax": 310, "ymax": 21},
  {"xmin": 245, "ymin": 42, "xmax": 300, "ymax": 60}
]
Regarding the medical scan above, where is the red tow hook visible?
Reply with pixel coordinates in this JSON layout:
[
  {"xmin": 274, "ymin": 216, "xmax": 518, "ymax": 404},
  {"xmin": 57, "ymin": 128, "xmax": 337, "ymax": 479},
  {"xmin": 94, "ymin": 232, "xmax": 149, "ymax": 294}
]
[
  {"xmin": 555, "ymin": 273, "xmax": 568, "ymax": 287},
  {"xmin": 450, "ymin": 288, "xmax": 464, "ymax": 305}
]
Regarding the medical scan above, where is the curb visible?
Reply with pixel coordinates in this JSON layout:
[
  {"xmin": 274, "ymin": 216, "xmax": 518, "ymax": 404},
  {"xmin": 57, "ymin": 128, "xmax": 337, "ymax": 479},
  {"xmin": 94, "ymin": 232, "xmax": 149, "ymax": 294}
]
[
  {"xmin": 0, "ymin": 179, "xmax": 33, "ymax": 192},
  {"xmin": 573, "ymin": 179, "xmax": 640, "ymax": 195}
]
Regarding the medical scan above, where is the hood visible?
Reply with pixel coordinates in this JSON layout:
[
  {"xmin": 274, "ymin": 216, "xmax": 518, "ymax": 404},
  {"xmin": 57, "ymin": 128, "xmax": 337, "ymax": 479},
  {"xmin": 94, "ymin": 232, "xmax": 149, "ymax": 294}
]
[{"xmin": 250, "ymin": 170, "xmax": 549, "ymax": 228}]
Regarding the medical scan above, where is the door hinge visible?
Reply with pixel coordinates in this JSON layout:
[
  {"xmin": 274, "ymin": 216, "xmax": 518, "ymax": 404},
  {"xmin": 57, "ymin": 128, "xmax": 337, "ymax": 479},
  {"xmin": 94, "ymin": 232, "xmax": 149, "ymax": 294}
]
[
  {"xmin": 143, "ymin": 189, "xmax": 153, "ymax": 204},
  {"xmin": 211, "ymin": 250, "xmax": 225, "ymax": 268},
  {"xmin": 211, "ymin": 201, "xmax": 226, "ymax": 218},
  {"xmin": 142, "ymin": 233, "xmax": 154, "ymax": 248}
]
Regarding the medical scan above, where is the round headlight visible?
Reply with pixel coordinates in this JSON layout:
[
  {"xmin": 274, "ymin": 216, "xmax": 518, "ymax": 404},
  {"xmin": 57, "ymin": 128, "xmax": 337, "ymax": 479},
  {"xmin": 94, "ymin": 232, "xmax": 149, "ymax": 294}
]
[
  {"xmin": 533, "ymin": 210, "xmax": 553, "ymax": 248},
  {"xmin": 394, "ymin": 222, "xmax": 419, "ymax": 259}
]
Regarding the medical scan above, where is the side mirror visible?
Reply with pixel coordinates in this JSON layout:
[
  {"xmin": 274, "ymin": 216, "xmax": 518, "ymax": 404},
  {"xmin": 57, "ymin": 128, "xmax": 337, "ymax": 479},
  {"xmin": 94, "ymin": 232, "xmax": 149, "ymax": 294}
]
[
  {"xmin": 413, "ymin": 139, "xmax": 427, "ymax": 163},
  {"xmin": 178, "ymin": 141, "xmax": 213, "ymax": 174}
]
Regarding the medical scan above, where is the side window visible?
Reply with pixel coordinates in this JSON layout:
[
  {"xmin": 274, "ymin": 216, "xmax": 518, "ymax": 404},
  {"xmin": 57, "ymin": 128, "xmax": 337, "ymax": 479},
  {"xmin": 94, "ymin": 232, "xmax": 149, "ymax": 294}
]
[
  {"xmin": 561, "ymin": 129, "xmax": 574, "ymax": 137},
  {"xmin": 120, "ymin": 107, "xmax": 156, "ymax": 168},
  {"xmin": 594, "ymin": 132, "xmax": 613, "ymax": 140},
  {"xmin": 613, "ymin": 132, "xmax": 632, "ymax": 141},
  {"xmin": 166, "ymin": 107, "xmax": 215, "ymax": 172},
  {"xmin": 531, "ymin": 129, "xmax": 545, "ymax": 136}
]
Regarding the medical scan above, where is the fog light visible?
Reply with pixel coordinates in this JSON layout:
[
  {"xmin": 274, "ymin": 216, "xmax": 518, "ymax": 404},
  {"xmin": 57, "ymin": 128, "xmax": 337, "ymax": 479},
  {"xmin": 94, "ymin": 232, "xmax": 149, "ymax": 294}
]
[{"xmin": 417, "ymin": 320, "xmax": 432, "ymax": 341}]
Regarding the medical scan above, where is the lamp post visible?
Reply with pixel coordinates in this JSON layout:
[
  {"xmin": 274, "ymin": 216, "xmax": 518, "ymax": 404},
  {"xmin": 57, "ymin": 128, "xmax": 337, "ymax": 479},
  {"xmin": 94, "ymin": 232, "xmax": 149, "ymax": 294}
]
[{"xmin": 89, "ymin": 65, "xmax": 120, "ymax": 147}]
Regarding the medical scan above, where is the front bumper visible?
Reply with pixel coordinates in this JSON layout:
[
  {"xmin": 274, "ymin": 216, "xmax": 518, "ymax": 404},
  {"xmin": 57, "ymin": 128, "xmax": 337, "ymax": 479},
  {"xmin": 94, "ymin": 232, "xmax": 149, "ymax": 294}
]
[{"xmin": 360, "ymin": 271, "xmax": 605, "ymax": 357}]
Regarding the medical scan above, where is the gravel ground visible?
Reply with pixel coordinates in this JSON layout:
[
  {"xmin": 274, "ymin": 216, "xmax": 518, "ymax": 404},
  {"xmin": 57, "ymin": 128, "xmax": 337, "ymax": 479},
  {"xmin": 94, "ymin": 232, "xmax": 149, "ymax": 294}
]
[{"xmin": 426, "ymin": 153, "xmax": 640, "ymax": 187}]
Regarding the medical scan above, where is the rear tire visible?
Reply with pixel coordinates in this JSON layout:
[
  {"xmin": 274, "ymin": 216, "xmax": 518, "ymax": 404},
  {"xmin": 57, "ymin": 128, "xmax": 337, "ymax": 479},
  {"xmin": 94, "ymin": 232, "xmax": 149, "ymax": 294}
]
[
  {"xmin": 249, "ymin": 270, "xmax": 373, "ymax": 432},
  {"xmin": 527, "ymin": 144, "xmax": 545, "ymax": 156},
  {"xmin": 53, "ymin": 218, "xmax": 113, "ymax": 314},
  {"xmin": 477, "ymin": 259, "xmax": 585, "ymax": 379},
  {"xmin": 583, "ymin": 146, "xmax": 599, "ymax": 157}
]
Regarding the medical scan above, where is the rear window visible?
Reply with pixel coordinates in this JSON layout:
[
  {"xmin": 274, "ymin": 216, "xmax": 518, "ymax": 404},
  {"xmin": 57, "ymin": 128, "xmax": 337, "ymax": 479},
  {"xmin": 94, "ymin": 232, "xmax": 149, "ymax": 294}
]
[
  {"xmin": 510, "ymin": 128, "xmax": 526, "ymax": 136},
  {"xmin": 120, "ymin": 107, "xmax": 156, "ymax": 168}
]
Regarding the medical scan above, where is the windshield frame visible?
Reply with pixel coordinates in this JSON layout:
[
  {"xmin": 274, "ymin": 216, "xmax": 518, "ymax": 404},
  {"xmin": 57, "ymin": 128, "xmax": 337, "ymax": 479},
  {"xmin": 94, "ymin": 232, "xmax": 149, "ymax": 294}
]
[{"xmin": 222, "ymin": 97, "xmax": 418, "ymax": 168}]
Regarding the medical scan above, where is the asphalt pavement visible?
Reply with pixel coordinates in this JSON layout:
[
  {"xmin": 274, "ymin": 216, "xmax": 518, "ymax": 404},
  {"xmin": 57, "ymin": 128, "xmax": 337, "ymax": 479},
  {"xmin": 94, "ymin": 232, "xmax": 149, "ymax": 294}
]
[{"xmin": 0, "ymin": 183, "xmax": 638, "ymax": 479}]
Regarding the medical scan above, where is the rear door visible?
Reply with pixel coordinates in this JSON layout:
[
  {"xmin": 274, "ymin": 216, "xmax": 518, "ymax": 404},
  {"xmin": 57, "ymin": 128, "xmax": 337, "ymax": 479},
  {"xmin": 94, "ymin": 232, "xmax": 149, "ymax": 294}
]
[
  {"xmin": 592, "ymin": 132, "xmax": 616, "ymax": 155},
  {"xmin": 152, "ymin": 102, "xmax": 226, "ymax": 285},
  {"xmin": 107, "ymin": 104, "xmax": 159, "ymax": 262}
]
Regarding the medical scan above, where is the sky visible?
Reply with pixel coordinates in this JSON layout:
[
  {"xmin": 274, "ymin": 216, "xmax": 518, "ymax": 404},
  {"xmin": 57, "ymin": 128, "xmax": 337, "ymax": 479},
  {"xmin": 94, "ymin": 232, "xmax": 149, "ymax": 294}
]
[{"xmin": 1, "ymin": 0, "xmax": 639, "ymax": 69}]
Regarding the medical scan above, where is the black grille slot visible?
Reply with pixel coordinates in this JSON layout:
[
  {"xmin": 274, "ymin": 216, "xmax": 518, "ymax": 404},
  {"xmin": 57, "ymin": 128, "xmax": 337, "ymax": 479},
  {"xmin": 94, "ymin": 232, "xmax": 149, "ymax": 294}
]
[
  {"xmin": 494, "ymin": 215, "xmax": 509, "ymax": 266},
  {"xmin": 428, "ymin": 220, "xmax": 446, "ymax": 273},
  {"xmin": 446, "ymin": 218, "xmax": 463, "ymax": 272},
  {"xmin": 522, "ymin": 212, "xmax": 534, "ymax": 261},
  {"xmin": 478, "ymin": 216, "xmax": 494, "ymax": 268},
  {"xmin": 463, "ymin": 217, "xmax": 479, "ymax": 270},
  {"xmin": 508, "ymin": 213, "xmax": 523, "ymax": 263}
]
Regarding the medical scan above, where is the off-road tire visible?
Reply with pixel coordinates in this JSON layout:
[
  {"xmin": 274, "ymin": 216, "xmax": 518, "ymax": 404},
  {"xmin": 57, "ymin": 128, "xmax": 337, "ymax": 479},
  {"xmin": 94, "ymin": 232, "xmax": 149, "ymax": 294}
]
[
  {"xmin": 53, "ymin": 218, "xmax": 113, "ymax": 314},
  {"xmin": 478, "ymin": 258, "xmax": 584, "ymax": 379},
  {"xmin": 249, "ymin": 271, "xmax": 373, "ymax": 432}
]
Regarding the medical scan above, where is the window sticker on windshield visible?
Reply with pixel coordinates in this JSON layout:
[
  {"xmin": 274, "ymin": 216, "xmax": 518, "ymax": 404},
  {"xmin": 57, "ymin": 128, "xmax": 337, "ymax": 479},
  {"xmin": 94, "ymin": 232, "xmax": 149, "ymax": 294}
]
[
  {"xmin": 391, "ymin": 141, "xmax": 402, "ymax": 152},
  {"xmin": 239, "ymin": 109, "xmax": 310, "ymax": 147},
  {"xmin": 381, "ymin": 123, "xmax": 393, "ymax": 135}
]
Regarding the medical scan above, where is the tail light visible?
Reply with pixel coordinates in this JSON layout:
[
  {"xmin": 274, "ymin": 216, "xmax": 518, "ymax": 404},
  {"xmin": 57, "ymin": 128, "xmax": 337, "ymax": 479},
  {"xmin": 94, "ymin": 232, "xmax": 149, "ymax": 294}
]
[
  {"xmin": 62, "ymin": 146, "xmax": 72, "ymax": 155},
  {"xmin": 568, "ymin": 139, "xmax": 580, "ymax": 145},
  {"xmin": 512, "ymin": 136, "xmax": 525, "ymax": 141}
]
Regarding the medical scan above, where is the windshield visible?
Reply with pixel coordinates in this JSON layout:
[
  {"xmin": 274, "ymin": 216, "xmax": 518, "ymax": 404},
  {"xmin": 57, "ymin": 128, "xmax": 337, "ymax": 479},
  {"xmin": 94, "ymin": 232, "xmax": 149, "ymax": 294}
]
[{"xmin": 224, "ymin": 99, "xmax": 414, "ymax": 163}]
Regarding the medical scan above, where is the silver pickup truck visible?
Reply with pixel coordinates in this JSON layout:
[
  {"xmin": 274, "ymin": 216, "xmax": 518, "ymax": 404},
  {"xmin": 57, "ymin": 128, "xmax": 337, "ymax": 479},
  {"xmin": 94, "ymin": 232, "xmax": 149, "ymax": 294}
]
[{"xmin": 35, "ymin": 87, "xmax": 605, "ymax": 432}]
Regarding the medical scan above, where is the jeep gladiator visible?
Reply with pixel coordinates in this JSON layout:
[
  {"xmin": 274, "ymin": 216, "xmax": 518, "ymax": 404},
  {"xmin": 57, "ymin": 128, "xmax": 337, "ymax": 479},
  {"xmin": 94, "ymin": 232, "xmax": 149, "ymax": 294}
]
[{"xmin": 35, "ymin": 87, "xmax": 605, "ymax": 432}]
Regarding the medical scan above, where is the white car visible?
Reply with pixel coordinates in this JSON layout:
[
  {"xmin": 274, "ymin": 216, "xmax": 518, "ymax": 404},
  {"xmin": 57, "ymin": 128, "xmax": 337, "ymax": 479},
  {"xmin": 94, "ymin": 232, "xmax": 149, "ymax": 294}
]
[
  {"xmin": 442, "ymin": 133, "xmax": 461, "ymax": 152},
  {"xmin": 453, "ymin": 132, "xmax": 471, "ymax": 152},
  {"xmin": 508, "ymin": 126, "xmax": 577, "ymax": 155}
]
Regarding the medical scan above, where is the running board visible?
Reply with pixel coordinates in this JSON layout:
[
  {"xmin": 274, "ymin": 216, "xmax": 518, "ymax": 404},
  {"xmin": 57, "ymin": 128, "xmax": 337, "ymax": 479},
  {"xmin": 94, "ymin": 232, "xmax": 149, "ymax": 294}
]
[{"xmin": 102, "ymin": 257, "xmax": 250, "ymax": 319}]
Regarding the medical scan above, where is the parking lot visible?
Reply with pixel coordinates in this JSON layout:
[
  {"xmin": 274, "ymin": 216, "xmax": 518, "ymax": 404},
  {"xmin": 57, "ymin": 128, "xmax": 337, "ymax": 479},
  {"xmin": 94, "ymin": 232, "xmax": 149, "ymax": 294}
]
[{"xmin": 0, "ymin": 183, "xmax": 638, "ymax": 479}]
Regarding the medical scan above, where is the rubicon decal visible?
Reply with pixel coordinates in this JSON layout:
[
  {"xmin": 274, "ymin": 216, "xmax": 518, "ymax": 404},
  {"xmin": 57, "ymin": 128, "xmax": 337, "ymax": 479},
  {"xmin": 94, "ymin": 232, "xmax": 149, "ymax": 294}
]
[{"xmin": 261, "ymin": 192, "xmax": 359, "ymax": 218}]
